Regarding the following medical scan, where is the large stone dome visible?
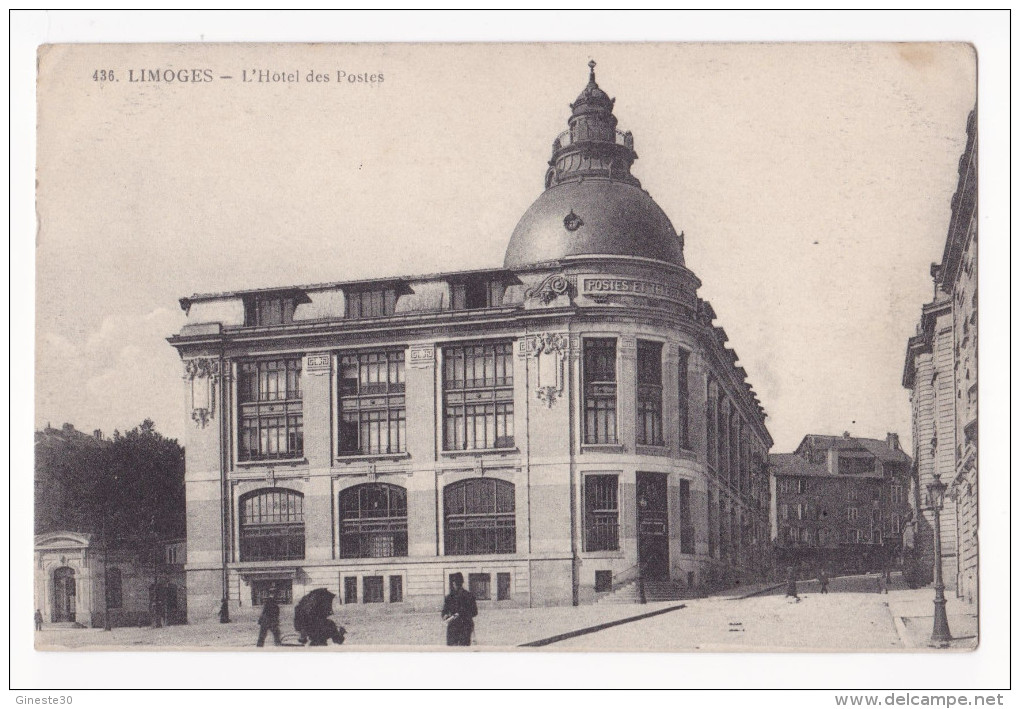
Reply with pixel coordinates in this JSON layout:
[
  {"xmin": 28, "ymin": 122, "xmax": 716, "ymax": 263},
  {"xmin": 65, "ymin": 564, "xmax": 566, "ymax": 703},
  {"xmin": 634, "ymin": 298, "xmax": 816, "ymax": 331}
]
[
  {"xmin": 503, "ymin": 62, "xmax": 684, "ymax": 270},
  {"xmin": 504, "ymin": 179, "xmax": 685, "ymax": 269}
]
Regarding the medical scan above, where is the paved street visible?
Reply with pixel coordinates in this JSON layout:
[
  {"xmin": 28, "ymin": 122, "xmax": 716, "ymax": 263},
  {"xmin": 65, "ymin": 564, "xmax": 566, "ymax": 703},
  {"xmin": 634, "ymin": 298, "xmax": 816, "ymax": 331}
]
[{"xmin": 35, "ymin": 574, "xmax": 977, "ymax": 652}]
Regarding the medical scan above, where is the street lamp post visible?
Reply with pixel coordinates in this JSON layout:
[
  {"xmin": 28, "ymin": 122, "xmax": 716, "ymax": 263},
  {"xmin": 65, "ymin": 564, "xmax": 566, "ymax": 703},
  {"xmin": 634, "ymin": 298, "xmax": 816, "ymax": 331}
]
[{"xmin": 926, "ymin": 474, "xmax": 952, "ymax": 646}]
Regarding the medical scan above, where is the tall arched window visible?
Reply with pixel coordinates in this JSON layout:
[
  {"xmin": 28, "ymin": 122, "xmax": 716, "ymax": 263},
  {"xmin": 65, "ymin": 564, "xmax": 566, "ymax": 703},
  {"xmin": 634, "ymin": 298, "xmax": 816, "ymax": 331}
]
[
  {"xmin": 339, "ymin": 483, "xmax": 408, "ymax": 558},
  {"xmin": 239, "ymin": 489, "xmax": 305, "ymax": 561},
  {"xmin": 105, "ymin": 567, "xmax": 122, "ymax": 609},
  {"xmin": 444, "ymin": 478, "xmax": 516, "ymax": 555}
]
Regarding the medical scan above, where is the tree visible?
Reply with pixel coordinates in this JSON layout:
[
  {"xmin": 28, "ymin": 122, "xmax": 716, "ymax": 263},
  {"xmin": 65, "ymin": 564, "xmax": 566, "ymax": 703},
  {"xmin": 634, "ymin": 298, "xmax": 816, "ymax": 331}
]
[{"xmin": 35, "ymin": 420, "xmax": 185, "ymax": 545}]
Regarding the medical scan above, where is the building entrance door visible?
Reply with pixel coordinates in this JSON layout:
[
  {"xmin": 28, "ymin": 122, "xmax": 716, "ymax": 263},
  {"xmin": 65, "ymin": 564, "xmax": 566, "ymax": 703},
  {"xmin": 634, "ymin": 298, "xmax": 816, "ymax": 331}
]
[
  {"xmin": 52, "ymin": 567, "xmax": 76, "ymax": 622},
  {"xmin": 637, "ymin": 472, "xmax": 669, "ymax": 580}
]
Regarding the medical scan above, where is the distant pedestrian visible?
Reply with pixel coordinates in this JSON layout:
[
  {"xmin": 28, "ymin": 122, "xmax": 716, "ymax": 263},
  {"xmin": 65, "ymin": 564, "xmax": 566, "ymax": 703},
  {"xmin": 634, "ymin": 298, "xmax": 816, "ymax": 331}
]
[
  {"xmin": 785, "ymin": 566, "xmax": 800, "ymax": 601},
  {"xmin": 875, "ymin": 572, "xmax": 887, "ymax": 594},
  {"xmin": 818, "ymin": 569, "xmax": 829, "ymax": 594},
  {"xmin": 34, "ymin": 609, "xmax": 43, "ymax": 631},
  {"xmin": 256, "ymin": 594, "xmax": 282, "ymax": 647},
  {"xmin": 442, "ymin": 572, "xmax": 478, "ymax": 646}
]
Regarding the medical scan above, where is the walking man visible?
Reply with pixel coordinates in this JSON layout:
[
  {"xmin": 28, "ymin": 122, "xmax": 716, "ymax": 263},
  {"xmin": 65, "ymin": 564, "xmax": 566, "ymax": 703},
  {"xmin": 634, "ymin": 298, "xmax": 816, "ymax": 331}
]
[
  {"xmin": 34, "ymin": 609, "xmax": 43, "ymax": 631},
  {"xmin": 256, "ymin": 593, "xmax": 282, "ymax": 647},
  {"xmin": 442, "ymin": 572, "xmax": 478, "ymax": 646},
  {"xmin": 818, "ymin": 568, "xmax": 829, "ymax": 594}
]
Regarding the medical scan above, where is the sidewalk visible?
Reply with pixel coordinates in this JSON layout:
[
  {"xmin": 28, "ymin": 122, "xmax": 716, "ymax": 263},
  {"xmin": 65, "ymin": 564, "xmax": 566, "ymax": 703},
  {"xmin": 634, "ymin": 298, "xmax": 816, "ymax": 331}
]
[{"xmin": 885, "ymin": 587, "xmax": 978, "ymax": 650}]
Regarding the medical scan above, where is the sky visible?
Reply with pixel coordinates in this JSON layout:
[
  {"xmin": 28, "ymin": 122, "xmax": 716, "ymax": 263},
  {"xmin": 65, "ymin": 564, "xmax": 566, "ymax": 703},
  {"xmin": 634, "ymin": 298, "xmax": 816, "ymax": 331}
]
[{"xmin": 34, "ymin": 42, "xmax": 976, "ymax": 453}]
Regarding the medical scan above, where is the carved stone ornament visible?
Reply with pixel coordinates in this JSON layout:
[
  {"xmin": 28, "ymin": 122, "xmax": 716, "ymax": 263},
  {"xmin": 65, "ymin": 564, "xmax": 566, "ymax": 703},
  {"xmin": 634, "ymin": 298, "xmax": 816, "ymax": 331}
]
[
  {"xmin": 183, "ymin": 357, "xmax": 220, "ymax": 429},
  {"xmin": 563, "ymin": 209, "xmax": 584, "ymax": 232},
  {"xmin": 533, "ymin": 332, "xmax": 569, "ymax": 407},
  {"xmin": 305, "ymin": 353, "xmax": 330, "ymax": 376},
  {"xmin": 526, "ymin": 272, "xmax": 572, "ymax": 305}
]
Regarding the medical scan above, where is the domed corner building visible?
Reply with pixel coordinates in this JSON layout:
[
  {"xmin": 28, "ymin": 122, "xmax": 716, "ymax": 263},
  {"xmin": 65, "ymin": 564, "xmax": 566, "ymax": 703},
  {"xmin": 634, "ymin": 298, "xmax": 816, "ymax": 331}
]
[{"xmin": 168, "ymin": 63, "xmax": 774, "ymax": 622}]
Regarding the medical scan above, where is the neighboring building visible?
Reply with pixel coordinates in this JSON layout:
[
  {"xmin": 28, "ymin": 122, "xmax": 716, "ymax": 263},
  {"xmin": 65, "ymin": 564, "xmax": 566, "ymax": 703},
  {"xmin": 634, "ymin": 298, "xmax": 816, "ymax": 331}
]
[
  {"xmin": 34, "ymin": 532, "xmax": 187, "ymax": 628},
  {"xmin": 168, "ymin": 63, "xmax": 773, "ymax": 620},
  {"xmin": 770, "ymin": 433, "xmax": 912, "ymax": 575},
  {"xmin": 903, "ymin": 109, "xmax": 977, "ymax": 604}
]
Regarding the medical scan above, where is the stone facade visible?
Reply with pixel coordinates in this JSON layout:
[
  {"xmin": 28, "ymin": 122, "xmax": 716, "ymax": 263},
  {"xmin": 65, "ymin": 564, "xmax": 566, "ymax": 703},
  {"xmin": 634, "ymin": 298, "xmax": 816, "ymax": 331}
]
[
  {"xmin": 770, "ymin": 434, "xmax": 912, "ymax": 575},
  {"xmin": 903, "ymin": 109, "xmax": 977, "ymax": 603},
  {"xmin": 169, "ymin": 65, "xmax": 773, "ymax": 622}
]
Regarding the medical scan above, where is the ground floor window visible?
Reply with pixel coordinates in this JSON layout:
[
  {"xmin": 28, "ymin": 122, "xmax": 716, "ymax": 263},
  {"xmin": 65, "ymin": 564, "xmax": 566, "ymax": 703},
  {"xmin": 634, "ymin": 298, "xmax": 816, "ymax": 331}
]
[
  {"xmin": 443, "ymin": 478, "xmax": 516, "ymax": 555},
  {"xmin": 584, "ymin": 474, "xmax": 619, "ymax": 552},
  {"xmin": 339, "ymin": 483, "xmax": 408, "ymax": 558},
  {"xmin": 389, "ymin": 576, "xmax": 403, "ymax": 603},
  {"xmin": 363, "ymin": 576, "xmax": 384, "ymax": 603},
  {"xmin": 343, "ymin": 576, "xmax": 357, "ymax": 604},
  {"xmin": 251, "ymin": 579, "xmax": 293, "ymax": 606},
  {"xmin": 239, "ymin": 489, "xmax": 305, "ymax": 561},
  {"xmin": 469, "ymin": 573, "xmax": 491, "ymax": 600},
  {"xmin": 497, "ymin": 572, "xmax": 511, "ymax": 601}
]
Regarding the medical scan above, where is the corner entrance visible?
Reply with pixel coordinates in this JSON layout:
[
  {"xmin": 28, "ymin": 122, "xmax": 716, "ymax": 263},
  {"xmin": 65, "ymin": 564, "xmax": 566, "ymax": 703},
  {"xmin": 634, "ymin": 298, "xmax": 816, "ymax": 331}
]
[
  {"xmin": 637, "ymin": 472, "xmax": 669, "ymax": 580},
  {"xmin": 52, "ymin": 567, "xmax": 76, "ymax": 622}
]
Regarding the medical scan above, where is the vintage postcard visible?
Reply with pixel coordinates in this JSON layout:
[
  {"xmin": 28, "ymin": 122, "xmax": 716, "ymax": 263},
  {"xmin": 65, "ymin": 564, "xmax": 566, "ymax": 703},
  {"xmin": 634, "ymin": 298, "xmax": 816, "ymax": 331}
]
[{"xmin": 33, "ymin": 41, "xmax": 979, "ymax": 665}]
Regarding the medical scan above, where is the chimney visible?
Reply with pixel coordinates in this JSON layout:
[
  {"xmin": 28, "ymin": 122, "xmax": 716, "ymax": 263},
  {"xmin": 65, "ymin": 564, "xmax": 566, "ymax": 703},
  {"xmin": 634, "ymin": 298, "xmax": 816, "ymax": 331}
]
[
  {"xmin": 886, "ymin": 432, "xmax": 900, "ymax": 451},
  {"xmin": 842, "ymin": 431, "xmax": 851, "ymax": 439},
  {"xmin": 93, "ymin": 429, "xmax": 103, "ymax": 441}
]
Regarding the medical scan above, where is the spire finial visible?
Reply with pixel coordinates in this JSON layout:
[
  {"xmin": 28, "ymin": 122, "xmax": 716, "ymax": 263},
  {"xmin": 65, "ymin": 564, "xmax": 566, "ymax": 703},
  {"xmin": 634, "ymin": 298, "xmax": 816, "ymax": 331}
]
[{"xmin": 588, "ymin": 60, "xmax": 597, "ymax": 82}]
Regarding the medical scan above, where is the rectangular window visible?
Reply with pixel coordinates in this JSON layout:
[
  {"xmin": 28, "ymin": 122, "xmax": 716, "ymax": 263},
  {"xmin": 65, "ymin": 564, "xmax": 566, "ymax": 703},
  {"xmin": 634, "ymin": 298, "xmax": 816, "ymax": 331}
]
[
  {"xmin": 468, "ymin": 573, "xmax": 491, "ymax": 601},
  {"xmin": 389, "ymin": 575, "xmax": 403, "ymax": 603},
  {"xmin": 677, "ymin": 480, "xmax": 694, "ymax": 554},
  {"xmin": 338, "ymin": 350, "xmax": 407, "ymax": 455},
  {"xmin": 729, "ymin": 411, "xmax": 740, "ymax": 486},
  {"xmin": 847, "ymin": 507, "xmax": 859, "ymax": 522},
  {"xmin": 451, "ymin": 279, "xmax": 505, "ymax": 310},
  {"xmin": 238, "ymin": 358, "xmax": 303, "ymax": 461},
  {"xmin": 584, "ymin": 339, "xmax": 618, "ymax": 444},
  {"xmin": 244, "ymin": 292, "xmax": 299, "ymax": 327},
  {"xmin": 345, "ymin": 288, "xmax": 397, "ymax": 319},
  {"xmin": 706, "ymin": 379, "xmax": 719, "ymax": 470},
  {"xmin": 584, "ymin": 474, "xmax": 619, "ymax": 552},
  {"xmin": 636, "ymin": 341, "xmax": 664, "ymax": 445},
  {"xmin": 718, "ymin": 397, "xmax": 730, "ymax": 482},
  {"xmin": 251, "ymin": 580, "xmax": 293, "ymax": 606},
  {"xmin": 496, "ymin": 572, "xmax": 511, "ymax": 601},
  {"xmin": 363, "ymin": 576, "xmax": 384, "ymax": 603},
  {"xmin": 594, "ymin": 570, "xmax": 613, "ymax": 593},
  {"xmin": 443, "ymin": 343, "xmax": 515, "ymax": 450},
  {"xmin": 343, "ymin": 576, "xmax": 358, "ymax": 605},
  {"xmin": 797, "ymin": 479, "xmax": 808, "ymax": 494},
  {"xmin": 891, "ymin": 514, "xmax": 901, "ymax": 534},
  {"xmin": 780, "ymin": 503, "xmax": 789, "ymax": 520},
  {"xmin": 677, "ymin": 349, "xmax": 690, "ymax": 449},
  {"xmin": 890, "ymin": 484, "xmax": 904, "ymax": 505}
]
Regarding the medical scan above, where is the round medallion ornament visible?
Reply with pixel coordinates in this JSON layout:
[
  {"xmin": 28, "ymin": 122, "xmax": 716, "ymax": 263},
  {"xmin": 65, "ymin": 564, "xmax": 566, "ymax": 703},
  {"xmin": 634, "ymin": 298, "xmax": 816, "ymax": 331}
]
[{"xmin": 563, "ymin": 210, "xmax": 584, "ymax": 232}]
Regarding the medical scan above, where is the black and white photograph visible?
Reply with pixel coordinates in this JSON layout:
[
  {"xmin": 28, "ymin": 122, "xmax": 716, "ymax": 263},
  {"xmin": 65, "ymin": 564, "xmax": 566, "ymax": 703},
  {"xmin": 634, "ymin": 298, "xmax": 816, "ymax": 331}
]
[{"xmin": 12, "ymin": 10, "xmax": 1009, "ymax": 700}]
